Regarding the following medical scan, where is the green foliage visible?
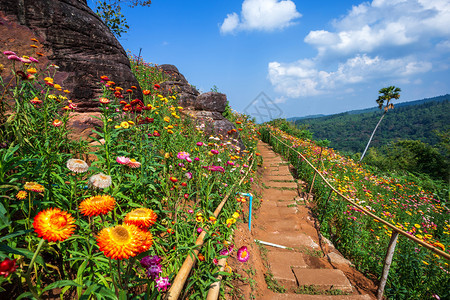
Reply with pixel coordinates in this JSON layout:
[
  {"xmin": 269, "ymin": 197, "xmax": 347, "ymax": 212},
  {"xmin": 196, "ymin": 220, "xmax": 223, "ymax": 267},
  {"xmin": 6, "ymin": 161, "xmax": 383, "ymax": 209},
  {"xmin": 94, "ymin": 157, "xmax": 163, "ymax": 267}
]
[
  {"xmin": 294, "ymin": 99, "xmax": 450, "ymax": 153},
  {"xmin": 94, "ymin": 1, "xmax": 152, "ymax": 38},
  {"xmin": 0, "ymin": 49, "xmax": 258, "ymax": 298},
  {"xmin": 365, "ymin": 139, "xmax": 449, "ymax": 182},
  {"xmin": 268, "ymin": 118, "xmax": 312, "ymax": 140}
]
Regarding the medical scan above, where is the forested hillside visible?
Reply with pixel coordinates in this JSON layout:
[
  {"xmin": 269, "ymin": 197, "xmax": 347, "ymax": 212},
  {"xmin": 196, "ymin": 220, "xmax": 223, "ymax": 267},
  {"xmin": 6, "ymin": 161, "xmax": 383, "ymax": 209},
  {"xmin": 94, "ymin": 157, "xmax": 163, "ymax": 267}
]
[{"xmin": 294, "ymin": 97, "xmax": 450, "ymax": 154}]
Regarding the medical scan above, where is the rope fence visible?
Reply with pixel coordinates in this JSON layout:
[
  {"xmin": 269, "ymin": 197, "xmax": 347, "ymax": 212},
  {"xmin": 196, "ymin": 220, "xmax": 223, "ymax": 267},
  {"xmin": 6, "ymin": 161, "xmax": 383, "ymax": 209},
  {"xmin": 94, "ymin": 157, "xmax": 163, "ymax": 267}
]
[{"xmin": 265, "ymin": 130, "xmax": 449, "ymax": 299}]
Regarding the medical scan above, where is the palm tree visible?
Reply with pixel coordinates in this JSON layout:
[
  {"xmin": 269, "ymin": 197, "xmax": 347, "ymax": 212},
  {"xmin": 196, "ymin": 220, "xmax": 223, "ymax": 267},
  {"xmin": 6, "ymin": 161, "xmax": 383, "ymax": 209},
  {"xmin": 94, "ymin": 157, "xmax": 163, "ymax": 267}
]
[{"xmin": 360, "ymin": 86, "xmax": 401, "ymax": 162}]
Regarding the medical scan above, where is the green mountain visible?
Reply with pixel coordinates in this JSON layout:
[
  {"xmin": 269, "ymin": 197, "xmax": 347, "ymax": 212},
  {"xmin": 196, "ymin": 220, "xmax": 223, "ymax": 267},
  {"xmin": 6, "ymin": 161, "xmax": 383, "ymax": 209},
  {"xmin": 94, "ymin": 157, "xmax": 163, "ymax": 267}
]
[{"xmin": 293, "ymin": 94, "xmax": 450, "ymax": 153}]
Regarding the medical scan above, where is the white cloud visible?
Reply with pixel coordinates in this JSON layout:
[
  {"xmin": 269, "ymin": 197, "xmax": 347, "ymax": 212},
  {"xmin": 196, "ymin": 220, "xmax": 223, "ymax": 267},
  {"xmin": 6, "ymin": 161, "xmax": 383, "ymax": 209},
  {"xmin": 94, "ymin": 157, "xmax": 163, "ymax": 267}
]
[
  {"xmin": 220, "ymin": 0, "xmax": 301, "ymax": 34},
  {"xmin": 305, "ymin": 0, "xmax": 450, "ymax": 58},
  {"xmin": 268, "ymin": 55, "xmax": 432, "ymax": 97},
  {"xmin": 220, "ymin": 13, "xmax": 240, "ymax": 34},
  {"xmin": 269, "ymin": 0, "xmax": 449, "ymax": 99}
]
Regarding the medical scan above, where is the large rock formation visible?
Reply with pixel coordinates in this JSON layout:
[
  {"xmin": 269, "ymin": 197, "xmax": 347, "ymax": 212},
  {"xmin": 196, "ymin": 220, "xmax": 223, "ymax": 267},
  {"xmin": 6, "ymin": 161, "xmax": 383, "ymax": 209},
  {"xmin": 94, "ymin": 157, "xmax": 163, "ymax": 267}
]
[
  {"xmin": 158, "ymin": 64, "xmax": 244, "ymax": 149},
  {"xmin": 0, "ymin": 0, "xmax": 142, "ymax": 112}
]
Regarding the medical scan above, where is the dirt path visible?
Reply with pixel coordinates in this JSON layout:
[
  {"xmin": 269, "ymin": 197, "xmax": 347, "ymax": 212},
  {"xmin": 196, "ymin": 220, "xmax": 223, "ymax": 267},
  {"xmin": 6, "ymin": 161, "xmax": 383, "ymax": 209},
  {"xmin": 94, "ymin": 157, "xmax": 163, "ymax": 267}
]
[{"xmin": 228, "ymin": 141, "xmax": 378, "ymax": 299}]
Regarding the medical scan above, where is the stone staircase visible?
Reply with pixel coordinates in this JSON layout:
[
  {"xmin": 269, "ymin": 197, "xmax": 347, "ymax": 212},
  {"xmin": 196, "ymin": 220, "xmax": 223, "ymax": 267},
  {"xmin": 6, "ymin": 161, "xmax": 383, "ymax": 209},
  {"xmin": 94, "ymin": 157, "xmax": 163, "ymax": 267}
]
[{"xmin": 253, "ymin": 141, "xmax": 375, "ymax": 299}]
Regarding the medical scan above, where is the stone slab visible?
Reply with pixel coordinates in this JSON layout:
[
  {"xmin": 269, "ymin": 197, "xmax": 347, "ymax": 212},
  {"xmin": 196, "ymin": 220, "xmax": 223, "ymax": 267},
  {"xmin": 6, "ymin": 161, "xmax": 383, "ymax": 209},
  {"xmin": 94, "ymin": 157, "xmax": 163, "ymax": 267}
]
[
  {"xmin": 292, "ymin": 269, "xmax": 353, "ymax": 293},
  {"xmin": 266, "ymin": 181, "xmax": 298, "ymax": 189},
  {"xmin": 255, "ymin": 232, "xmax": 320, "ymax": 250},
  {"xmin": 266, "ymin": 175, "xmax": 295, "ymax": 181},
  {"xmin": 263, "ymin": 189, "xmax": 298, "ymax": 201}
]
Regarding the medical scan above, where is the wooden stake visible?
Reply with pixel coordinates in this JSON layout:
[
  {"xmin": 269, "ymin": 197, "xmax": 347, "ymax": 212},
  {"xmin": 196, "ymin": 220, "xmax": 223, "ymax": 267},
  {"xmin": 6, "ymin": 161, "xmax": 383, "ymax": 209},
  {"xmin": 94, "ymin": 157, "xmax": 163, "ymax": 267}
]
[{"xmin": 377, "ymin": 231, "xmax": 399, "ymax": 300}]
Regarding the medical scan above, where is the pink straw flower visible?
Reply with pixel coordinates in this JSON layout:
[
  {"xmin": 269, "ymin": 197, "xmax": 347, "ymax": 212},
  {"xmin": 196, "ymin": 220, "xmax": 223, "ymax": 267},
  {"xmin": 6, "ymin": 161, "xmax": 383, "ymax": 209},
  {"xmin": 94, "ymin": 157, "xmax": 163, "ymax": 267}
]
[
  {"xmin": 127, "ymin": 159, "xmax": 141, "ymax": 168},
  {"xmin": 155, "ymin": 276, "xmax": 171, "ymax": 292},
  {"xmin": 3, "ymin": 51, "xmax": 16, "ymax": 56},
  {"xmin": 177, "ymin": 151, "xmax": 190, "ymax": 160},
  {"xmin": 237, "ymin": 246, "xmax": 249, "ymax": 262},
  {"xmin": 196, "ymin": 142, "xmax": 203, "ymax": 146},
  {"xmin": 116, "ymin": 156, "xmax": 130, "ymax": 165},
  {"xmin": 8, "ymin": 55, "xmax": 21, "ymax": 61}
]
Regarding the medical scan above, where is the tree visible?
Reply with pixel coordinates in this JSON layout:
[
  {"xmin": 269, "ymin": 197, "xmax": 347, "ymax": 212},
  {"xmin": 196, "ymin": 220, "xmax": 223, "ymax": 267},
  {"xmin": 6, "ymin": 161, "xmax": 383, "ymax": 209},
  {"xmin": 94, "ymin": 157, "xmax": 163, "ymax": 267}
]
[
  {"xmin": 360, "ymin": 86, "xmax": 401, "ymax": 161},
  {"xmin": 94, "ymin": 1, "xmax": 152, "ymax": 38}
]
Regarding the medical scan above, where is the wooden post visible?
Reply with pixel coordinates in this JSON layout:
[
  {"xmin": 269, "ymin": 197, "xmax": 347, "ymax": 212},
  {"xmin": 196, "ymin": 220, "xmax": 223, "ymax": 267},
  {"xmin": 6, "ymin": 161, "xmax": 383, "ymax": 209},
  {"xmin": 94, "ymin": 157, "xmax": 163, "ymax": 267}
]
[{"xmin": 377, "ymin": 231, "xmax": 399, "ymax": 300}]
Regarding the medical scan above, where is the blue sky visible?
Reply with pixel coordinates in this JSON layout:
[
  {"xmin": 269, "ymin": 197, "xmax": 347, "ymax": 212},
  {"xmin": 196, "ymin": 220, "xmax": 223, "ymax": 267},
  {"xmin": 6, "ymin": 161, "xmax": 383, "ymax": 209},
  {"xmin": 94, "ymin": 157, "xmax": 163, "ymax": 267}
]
[{"xmin": 88, "ymin": 0, "xmax": 450, "ymax": 121}]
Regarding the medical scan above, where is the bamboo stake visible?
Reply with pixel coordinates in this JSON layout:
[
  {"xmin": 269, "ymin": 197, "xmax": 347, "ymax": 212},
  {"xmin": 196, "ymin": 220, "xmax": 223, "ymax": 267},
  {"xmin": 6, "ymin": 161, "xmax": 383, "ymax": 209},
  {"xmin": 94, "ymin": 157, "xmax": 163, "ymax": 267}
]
[
  {"xmin": 377, "ymin": 231, "xmax": 399, "ymax": 300},
  {"xmin": 267, "ymin": 131, "xmax": 450, "ymax": 260},
  {"xmin": 166, "ymin": 154, "xmax": 255, "ymax": 299},
  {"xmin": 206, "ymin": 257, "xmax": 228, "ymax": 300}
]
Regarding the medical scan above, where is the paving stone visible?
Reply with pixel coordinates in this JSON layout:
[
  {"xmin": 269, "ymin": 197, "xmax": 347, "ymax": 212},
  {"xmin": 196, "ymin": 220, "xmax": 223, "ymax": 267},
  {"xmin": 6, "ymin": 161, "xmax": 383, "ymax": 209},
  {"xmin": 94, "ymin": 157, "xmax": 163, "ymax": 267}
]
[
  {"xmin": 266, "ymin": 181, "xmax": 298, "ymax": 189},
  {"xmin": 292, "ymin": 269, "xmax": 353, "ymax": 293},
  {"xmin": 256, "ymin": 232, "xmax": 320, "ymax": 249},
  {"xmin": 266, "ymin": 175, "xmax": 295, "ymax": 181},
  {"xmin": 263, "ymin": 189, "xmax": 298, "ymax": 198},
  {"xmin": 327, "ymin": 252, "xmax": 353, "ymax": 266},
  {"xmin": 268, "ymin": 250, "xmax": 307, "ymax": 269}
]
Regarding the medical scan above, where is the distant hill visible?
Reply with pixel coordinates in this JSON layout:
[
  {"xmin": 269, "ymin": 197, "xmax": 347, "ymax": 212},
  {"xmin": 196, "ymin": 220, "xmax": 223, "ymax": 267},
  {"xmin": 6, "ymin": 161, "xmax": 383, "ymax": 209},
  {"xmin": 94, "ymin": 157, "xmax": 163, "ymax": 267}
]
[{"xmin": 293, "ymin": 94, "xmax": 450, "ymax": 153}]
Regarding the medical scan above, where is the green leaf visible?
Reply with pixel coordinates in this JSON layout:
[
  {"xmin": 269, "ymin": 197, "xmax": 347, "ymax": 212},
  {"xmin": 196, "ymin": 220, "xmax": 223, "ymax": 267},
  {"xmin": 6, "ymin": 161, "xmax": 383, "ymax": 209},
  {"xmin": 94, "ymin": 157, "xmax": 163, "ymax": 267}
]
[
  {"xmin": 41, "ymin": 280, "xmax": 82, "ymax": 293},
  {"xmin": 0, "ymin": 229, "xmax": 33, "ymax": 242},
  {"xmin": 0, "ymin": 245, "xmax": 44, "ymax": 265},
  {"xmin": 16, "ymin": 292, "xmax": 35, "ymax": 300}
]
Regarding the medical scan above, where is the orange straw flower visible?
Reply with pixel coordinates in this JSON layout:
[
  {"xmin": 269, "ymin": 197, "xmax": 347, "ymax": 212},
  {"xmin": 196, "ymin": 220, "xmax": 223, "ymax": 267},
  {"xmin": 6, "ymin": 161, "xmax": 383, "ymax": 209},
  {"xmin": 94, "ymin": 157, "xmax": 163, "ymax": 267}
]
[
  {"xmin": 79, "ymin": 195, "xmax": 116, "ymax": 217},
  {"xmin": 33, "ymin": 208, "xmax": 76, "ymax": 242},
  {"xmin": 16, "ymin": 190, "xmax": 27, "ymax": 200},
  {"xmin": 124, "ymin": 208, "xmax": 158, "ymax": 228},
  {"xmin": 24, "ymin": 182, "xmax": 45, "ymax": 193},
  {"xmin": 97, "ymin": 224, "xmax": 151, "ymax": 260}
]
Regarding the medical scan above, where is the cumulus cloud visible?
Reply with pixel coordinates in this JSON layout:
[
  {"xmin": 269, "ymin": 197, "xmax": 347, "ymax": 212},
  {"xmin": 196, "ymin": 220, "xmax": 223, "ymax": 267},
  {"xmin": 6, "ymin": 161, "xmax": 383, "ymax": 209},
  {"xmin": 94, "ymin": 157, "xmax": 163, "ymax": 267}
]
[
  {"xmin": 269, "ymin": 0, "xmax": 449, "ymax": 98},
  {"xmin": 305, "ymin": 0, "xmax": 450, "ymax": 58},
  {"xmin": 220, "ymin": 0, "xmax": 301, "ymax": 34},
  {"xmin": 268, "ymin": 55, "xmax": 432, "ymax": 97}
]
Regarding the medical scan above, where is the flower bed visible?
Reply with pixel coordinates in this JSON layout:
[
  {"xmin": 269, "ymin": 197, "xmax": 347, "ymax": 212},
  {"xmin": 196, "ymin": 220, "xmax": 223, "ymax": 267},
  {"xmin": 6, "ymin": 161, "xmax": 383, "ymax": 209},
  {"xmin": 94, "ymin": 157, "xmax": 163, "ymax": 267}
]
[{"xmin": 0, "ymin": 46, "xmax": 259, "ymax": 299}]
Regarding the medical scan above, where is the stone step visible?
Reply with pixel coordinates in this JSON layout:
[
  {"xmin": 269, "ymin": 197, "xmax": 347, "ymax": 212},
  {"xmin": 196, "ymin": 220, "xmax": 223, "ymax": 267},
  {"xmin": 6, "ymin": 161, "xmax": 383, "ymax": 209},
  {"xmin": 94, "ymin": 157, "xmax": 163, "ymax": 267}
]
[
  {"xmin": 292, "ymin": 269, "xmax": 353, "ymax": 293},
  {"xmin": 255, "ymin": 232, "xmax": 320, "ymax": 250},
  {"xmin": 266, "ymin": 250, "xmax": 308, "ymax": 289},
  {"xmin": 266, "ymin": 175, "xmax": 295, "ymax": 181},
  {"xmin": 266, "ymin": 181, "xmax": 298, "ymax": 189}
]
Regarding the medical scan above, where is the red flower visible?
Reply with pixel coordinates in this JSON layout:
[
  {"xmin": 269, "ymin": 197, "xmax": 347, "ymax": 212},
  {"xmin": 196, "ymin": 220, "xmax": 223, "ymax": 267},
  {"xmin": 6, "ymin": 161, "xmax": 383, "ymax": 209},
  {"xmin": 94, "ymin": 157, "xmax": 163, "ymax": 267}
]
[
  {"xmin": 170, "ymin": 177, "xmax": 178, "ymax": 183},
  {"xmin": 143, "ymin": 90, "xmax": 151, "ymax": 95},
  {"xmin": 184, "ymin": 193, "xmax": 189, "ymax": 199},
  {"xmin": 0, "ymin": 258, "xmax": 17, "ymax": 277},
  {"xmin": 154, "ymin": 84, "xmax": 160, "ymax": 90},
  {"xmin": 153, "ymin": 131, "xmax": 160, "ymax": 137}
]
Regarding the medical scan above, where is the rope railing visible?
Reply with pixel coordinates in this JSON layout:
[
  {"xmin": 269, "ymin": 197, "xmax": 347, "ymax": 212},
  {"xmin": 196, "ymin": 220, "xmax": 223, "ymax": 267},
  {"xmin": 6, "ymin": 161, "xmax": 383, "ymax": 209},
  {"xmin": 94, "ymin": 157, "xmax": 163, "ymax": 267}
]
[
  {"xmin": 265, "ymin": 129, "xmax": 449, "ymax": 300},
  {"xmin": 267, "ymin": 131, "xmax": 449, "ymax": 260},
  {"xmin": 166, "ymin": 153, "xmax": 255, "ymax": 300}
]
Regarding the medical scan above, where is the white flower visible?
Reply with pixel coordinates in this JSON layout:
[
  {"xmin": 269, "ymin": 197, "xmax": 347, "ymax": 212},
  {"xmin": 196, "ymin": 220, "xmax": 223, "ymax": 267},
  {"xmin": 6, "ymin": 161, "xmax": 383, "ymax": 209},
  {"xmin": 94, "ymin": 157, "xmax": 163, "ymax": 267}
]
[
  {"xmin": 89, "ymin": 173, "xmax": 112, "ymax": 189},
  {"xmin": 66, "ymin": 159, "xmax": 89, "ymax": 173}
]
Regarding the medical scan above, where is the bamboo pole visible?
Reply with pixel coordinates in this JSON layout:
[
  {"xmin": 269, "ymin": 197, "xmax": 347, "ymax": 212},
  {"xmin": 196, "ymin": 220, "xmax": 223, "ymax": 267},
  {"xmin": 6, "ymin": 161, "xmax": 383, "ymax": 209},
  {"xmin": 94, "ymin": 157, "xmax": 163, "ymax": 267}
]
[
  {"xmin": 206, "ymin": 257, "xmax": 228, "ymax": 299},
  {"xmin": 166, "ymin": 154, "xmax": 255, "ymax": 299},
  {"xmin": 377, "ymin": 231, "xmax": 399, "ymax": 300},
  {"xmin": 267, "ymin": 131, "xmax": 450, "ymax": 261}
]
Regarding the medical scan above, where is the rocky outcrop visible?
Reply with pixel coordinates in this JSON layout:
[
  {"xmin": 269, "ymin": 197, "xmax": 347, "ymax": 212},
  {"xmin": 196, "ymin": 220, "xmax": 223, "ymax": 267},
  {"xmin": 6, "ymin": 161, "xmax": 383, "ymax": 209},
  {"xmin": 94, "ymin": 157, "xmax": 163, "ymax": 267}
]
[
  {"xmin": 157, "ymin": 64, "xmax": 244, "ymax": 149},
  {"xmin": 0, "ymin": 0, "xmax": 142, "ymax": 112},
  {"xmin": 158, "ymin": 64, "xmax": 200, "ymax": 108}
]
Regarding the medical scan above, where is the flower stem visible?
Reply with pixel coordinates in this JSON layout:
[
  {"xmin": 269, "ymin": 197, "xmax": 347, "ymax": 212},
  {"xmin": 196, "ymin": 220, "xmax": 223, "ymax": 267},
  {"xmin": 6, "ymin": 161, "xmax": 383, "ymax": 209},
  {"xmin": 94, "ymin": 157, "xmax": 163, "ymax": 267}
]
[
  {"xmin": 25, "ymin": 238, "xmax": 45, "ymax": 299},
  {"xmin": 109, "ymin": 258, "xmax": 120, "ymax": 298}
]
